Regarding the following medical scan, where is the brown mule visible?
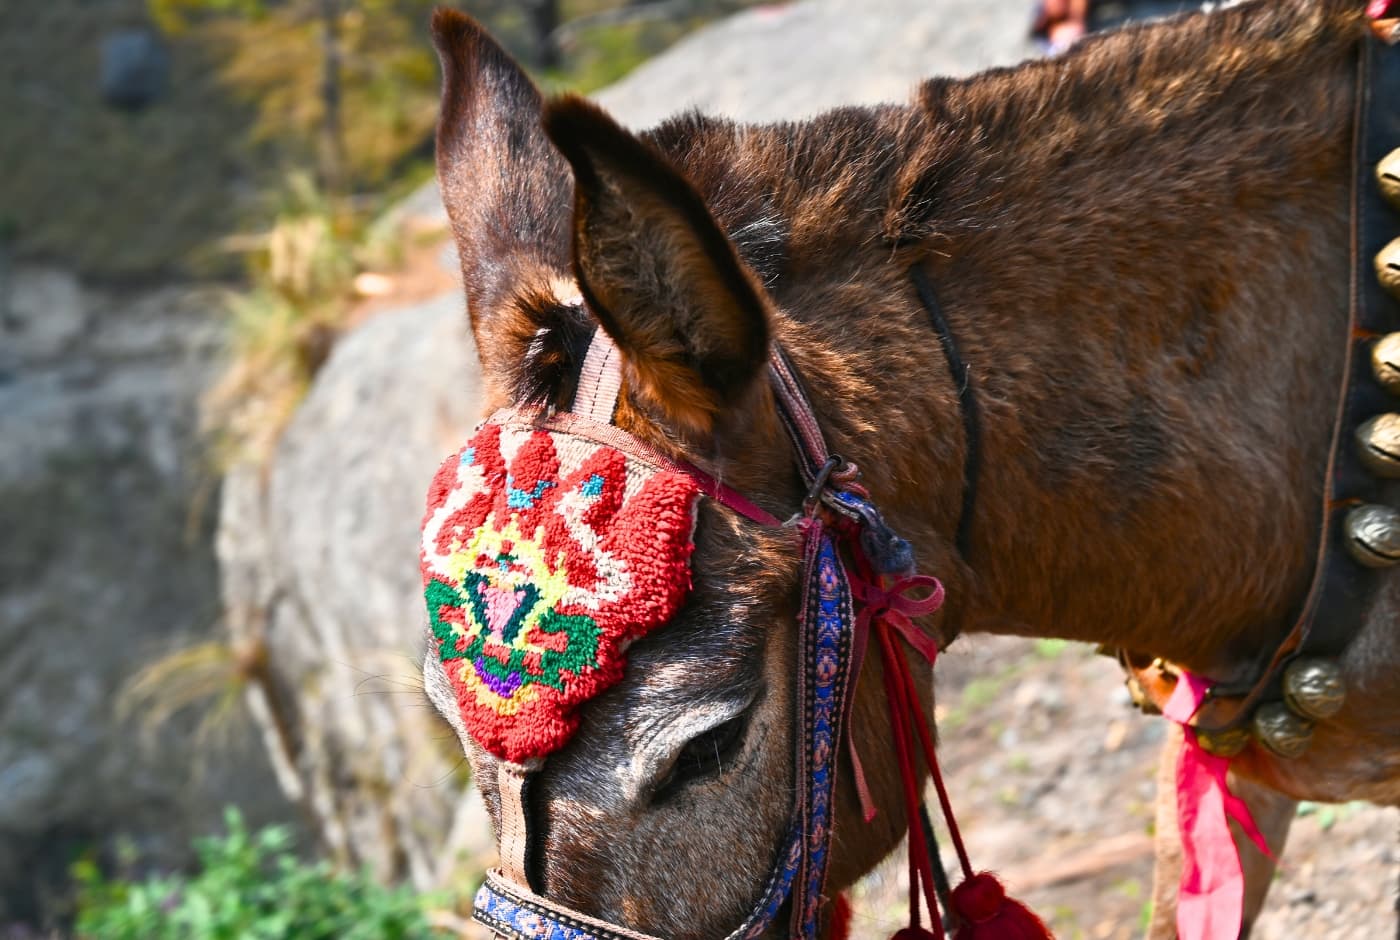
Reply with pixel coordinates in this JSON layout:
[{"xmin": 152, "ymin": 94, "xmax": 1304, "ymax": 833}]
[{"xmin": 424, "ymin": 1, "xmax": 1399, "ymax": 936}]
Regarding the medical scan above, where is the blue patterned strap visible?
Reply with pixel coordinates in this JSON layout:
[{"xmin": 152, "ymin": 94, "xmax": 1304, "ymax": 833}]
[
  {"xmin": 475, "ymin": 870, "xmax": 661, "ymax": 940},
  {"xmin": 473, "ymin": 818, "xmax": 804, "ymax": 940},
  {"xmin": 792, "ymin": 524, "xmax": 857, "ymax": 937}
]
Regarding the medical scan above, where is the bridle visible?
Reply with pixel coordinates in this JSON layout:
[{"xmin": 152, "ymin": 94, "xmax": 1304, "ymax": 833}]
[
  {"xmin": 466, "ymin": 321, "xmax": 938, "ymax": 939},
  {"xmin": 462, "ymin": 265, "xmax": 1036, "ymax": 939}
]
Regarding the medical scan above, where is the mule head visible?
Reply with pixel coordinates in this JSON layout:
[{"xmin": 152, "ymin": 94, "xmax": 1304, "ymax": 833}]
[{"xmin": 427, "ymin": 10, "xmax": 916, "ymax": 937}]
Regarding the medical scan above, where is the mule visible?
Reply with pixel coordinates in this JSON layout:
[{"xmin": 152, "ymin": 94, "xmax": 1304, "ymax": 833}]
[{"xmin": 422, "ymin": 1, "xmax": 1398, "ymax": 936}]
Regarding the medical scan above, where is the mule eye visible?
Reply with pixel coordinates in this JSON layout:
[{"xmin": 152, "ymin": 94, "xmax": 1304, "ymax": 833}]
[{"xmin": 651, "ymin": 712, "xmax": 749, "ymax": 803}]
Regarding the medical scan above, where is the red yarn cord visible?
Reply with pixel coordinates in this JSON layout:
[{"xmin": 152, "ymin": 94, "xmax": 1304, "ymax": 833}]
[
  {"xmin": 887, "ymin": 635, "xmax": 974, "ymax": 881},
  {"xmin": 877, "ymin": 620, "xmax": 946, "ymax": 940},
  {"xmin": 878, "ymin": 630, "xmax": 929, "ymax": 928}
]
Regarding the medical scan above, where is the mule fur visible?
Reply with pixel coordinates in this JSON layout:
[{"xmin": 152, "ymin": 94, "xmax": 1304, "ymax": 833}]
[{"xmin": 428, "ymin": 1, "xmax": 1397, "ymax": 936}]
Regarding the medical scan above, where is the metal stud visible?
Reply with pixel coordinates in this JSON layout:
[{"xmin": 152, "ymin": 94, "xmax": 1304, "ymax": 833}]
[
  {"xmin": 1376, "ymin": 238, "xmax": 1400, "ymax": 299},
  {"xmin": 1373, "ymin": 334, "xmax": 1400, "ymax": 395},
  {"xmin": 1344, "ymin": 504, "xmax": 1400, "ymax": 567},
  {"xmin": 1252, "ymin": 702, "xmax": 1314, "ymax": 759},
  {"xmin": 1196, "ymin": 725, "xmax": 1251, "ymax": 758},
  {"xmin": 1282, "ymin": 658, "xmax": 1347, "ymax": 721},
  {"xmin": 1356, "ymin": 414, "xmax": 1400, "ymax": 477},
  {"xmin": 1379, "ymin": 149, "xmax": 1400, "ymax": 207}
]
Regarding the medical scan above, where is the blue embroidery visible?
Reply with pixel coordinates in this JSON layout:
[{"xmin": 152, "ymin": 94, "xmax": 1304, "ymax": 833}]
[
  {"xmin": 580, "ymin": 474, "xmax": 605, "ymax": 498},
  {"xmin": 506, "ymin": 474, "xmax": 554, "ymax": 509},
  {"xmin": 460, "ymin": 447, "xmax": 476, "ymax": 466}
]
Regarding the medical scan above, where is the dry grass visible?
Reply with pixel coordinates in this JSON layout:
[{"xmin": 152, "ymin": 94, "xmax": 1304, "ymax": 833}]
[{"xmin": 117, "ymin": 638, "xmax": 262, "ymax": 756}]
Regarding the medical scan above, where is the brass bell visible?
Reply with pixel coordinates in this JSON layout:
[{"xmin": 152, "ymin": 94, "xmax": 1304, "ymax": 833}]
[
  {"xmin": 1375, "ymin": 238, "xmax": 1400, "ymax": 299},
  {"xmin": 1196, "ymin": 725, "xmax": 1251, "ymax": 758},
  {"xmin": 1252, "ymin": 702, "xmax": 1314, "ymax": 759},
  {"xmin": 1282, "ymin": 658, "xmax": 1347, "ymax": 720},
  {"xmin": 1379, "ymin": 149, "xmax": 1400, "ymax": 207},
  {"xmin": 1356, "ymin": 414, "xmax": 1400, "ymax": 477},
  {"xmin": 1344, "ymin": 503, "xmax": 1400, "ymax": 567},
  {"xmin": 1373, "ymin": 333, "xmax": 1400, "ymax": 395}
]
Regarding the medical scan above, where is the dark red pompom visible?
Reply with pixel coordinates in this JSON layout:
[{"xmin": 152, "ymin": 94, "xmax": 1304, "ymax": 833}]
[
  {"xmin": 891, "ymin": 928, "xmax": 938, "ymax": 940},
  {"xmin": 951, "ymin": 873, "xmax": 1054, "ymax": 939}
]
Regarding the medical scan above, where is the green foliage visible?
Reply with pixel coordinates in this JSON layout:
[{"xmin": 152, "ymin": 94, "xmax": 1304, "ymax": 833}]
[
  {"xmin": 73, "ymin": 809, "xmax": 443, "ymax": 940},
  {"xmin": 150, "ymin": 0, "xmax": 270, "ymax": 31},
  {"xmin": 8, "ymin": 0, "xmax": 762, "ymax": 276}
]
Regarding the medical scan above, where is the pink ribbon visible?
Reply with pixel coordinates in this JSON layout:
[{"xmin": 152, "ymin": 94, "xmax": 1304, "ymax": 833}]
[
  {"xmin": 1369, "ymin": 0, "xmax": 1398, "ymax": 20},
  {"xmin": 1163, "ymin": 673, "xmax": 1271, "ymax": 940}
]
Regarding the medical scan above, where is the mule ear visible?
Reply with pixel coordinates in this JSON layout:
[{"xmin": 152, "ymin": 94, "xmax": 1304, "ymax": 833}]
[
  {"xmin": 432, "ymin": 9, "xmax": 571, "ymax": 340},
  {"xmin": 542, "ymin": 95, "xmax": 771, "ymax": 438}
]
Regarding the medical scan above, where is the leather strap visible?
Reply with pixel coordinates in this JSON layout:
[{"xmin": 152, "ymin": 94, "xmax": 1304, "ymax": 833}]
[{"xmin": 1125, "ymin": 28, "xmax": 1400, "ymax": 732}]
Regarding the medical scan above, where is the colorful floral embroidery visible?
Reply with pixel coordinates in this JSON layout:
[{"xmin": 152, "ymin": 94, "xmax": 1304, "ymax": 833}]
[{"xmin": 421, "ymin": 422, "xmax": 700, "ymax": 762}]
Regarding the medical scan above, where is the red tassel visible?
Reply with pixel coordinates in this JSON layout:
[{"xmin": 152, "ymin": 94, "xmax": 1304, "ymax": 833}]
[
  {"xmin": 891, "ymin": 929, "xmax": 939, "ymax": 940},
  {"xmin": 828, "ymin": 894, "xmax": 853, "ymax": 940},
  {"xmin": 950, "ymin": 873, "xmax": 1054, "ymax": 939}
]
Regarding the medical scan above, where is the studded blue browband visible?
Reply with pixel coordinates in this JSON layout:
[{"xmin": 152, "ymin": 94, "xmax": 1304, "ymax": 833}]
[{"xmin": 469, "ymin": 345, "xmax": 916, "ymax": 940}]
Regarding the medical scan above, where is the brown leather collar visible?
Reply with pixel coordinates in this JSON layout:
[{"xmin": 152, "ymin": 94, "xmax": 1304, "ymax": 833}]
[{"xmin": 1119, "ymin": 26, "xmax": 1400, "ymax": 752}]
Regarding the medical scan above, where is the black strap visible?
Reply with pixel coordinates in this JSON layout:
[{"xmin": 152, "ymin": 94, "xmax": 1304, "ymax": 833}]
[
  {"xmin": 911, "ymin": 264, "xmax": 981, "ymax": 560},
  {"xmin": 522, "ymin": 773, "xmax": 547, "ymax": 895}
]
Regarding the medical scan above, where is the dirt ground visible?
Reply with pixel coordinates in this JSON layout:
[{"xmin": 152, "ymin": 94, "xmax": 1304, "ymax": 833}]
[{"xmin": 845, "ymin": 636, "xmax": 1398, "ymax": 939}]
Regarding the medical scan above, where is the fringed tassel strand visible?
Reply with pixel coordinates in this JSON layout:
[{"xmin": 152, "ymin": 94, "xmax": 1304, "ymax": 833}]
[
  {"xmin": 878, "ymin": 623, "xmax": 945, "ymax": 940},
  {"xmin": 876, "ymin": 611, "xmax": 1054, "ymax": 940}
]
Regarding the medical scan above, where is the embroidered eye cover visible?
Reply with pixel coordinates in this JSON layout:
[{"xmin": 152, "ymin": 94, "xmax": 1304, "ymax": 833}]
[{"xmin": 420, "ymin": 421, "xmax": 700, "ymax": 763}]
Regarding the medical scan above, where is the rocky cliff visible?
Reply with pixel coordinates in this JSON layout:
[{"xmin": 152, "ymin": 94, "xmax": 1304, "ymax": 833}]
[{"xmin": 0, "ymin": 265, "xmax": 288, "ymax": 924}]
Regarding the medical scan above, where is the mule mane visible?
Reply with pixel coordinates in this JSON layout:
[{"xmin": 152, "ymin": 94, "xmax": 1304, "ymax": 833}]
[{"xmin": 640, "ymin": 0, "xmax": 1362, "ymax": 293}]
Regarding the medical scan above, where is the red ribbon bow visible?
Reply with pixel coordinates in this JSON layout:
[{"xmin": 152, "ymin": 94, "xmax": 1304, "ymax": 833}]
[
  {"xmin": 853, "ymin": 574, "xmax": 947, "ymax": 661},
  {"xmin": 845, "ymin": 572, "xmax": 946, "ymax": 824}
]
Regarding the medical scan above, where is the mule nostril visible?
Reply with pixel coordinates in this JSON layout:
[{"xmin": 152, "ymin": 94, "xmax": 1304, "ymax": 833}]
[{"xmin": 651, "ymin": 712, "xmax": 749, "ymax": 804}]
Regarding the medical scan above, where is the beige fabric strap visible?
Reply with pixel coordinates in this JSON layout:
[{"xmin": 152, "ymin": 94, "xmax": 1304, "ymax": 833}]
[
  {"xmin": 574, "ymin": 329, "xmax": 623, "ymax": 424},
  {"xmin": 495, "ymin": 763, "xmax": 533, "ymax": 885}
]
